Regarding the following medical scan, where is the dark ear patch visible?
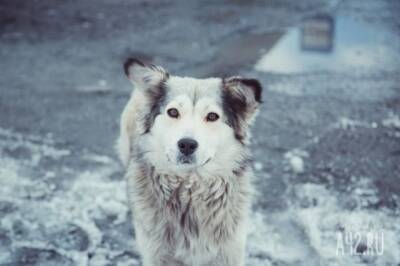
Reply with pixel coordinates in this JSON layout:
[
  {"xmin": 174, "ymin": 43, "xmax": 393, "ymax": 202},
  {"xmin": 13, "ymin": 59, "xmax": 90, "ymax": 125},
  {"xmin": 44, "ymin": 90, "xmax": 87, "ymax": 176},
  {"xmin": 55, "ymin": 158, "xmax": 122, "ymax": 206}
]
[
  {"xmin": 124, "ymin": 58, "xmax": 145, "ymax": 77},
  {"xmin": 142, "ymin": 82, "xmax": 167, "ymax": 134},
  {"xmin": 123, "ymin": 58, "xmax": 169, "ymax": 89},
  {"xmin": 222, "ymin": 77, "xmax": 263, "ymax": 142},
  {"xmin": 222, "ymin": 90, "xmax": 246, "ymax": 142},
  {"xmin": 239, "ymin": 78, "xmax": 262, "ymax": 103}
]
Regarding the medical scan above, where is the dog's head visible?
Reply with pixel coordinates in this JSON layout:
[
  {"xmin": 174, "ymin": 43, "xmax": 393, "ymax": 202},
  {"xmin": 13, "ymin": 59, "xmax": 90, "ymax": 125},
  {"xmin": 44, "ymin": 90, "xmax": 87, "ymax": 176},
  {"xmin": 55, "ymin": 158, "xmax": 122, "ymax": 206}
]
[{"xmin": 119, "ymin": 58, "xmax": 262, "ymax": 175}]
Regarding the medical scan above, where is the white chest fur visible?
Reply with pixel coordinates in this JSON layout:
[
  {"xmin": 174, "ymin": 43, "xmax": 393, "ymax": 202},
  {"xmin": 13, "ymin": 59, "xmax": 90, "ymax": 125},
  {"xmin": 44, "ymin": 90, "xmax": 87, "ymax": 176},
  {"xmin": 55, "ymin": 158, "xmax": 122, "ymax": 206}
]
[{"xmin": 126, "ymin": 164, "xmax": 251, "ymax": 266}]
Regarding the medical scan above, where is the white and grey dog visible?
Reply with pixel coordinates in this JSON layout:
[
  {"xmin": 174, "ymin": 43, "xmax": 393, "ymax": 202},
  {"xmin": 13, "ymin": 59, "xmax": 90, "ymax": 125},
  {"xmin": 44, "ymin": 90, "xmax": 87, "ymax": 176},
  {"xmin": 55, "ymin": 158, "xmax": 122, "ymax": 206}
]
[{"xmin": 117, "ymin": 58, "xmax": 262, "ymax": 266}]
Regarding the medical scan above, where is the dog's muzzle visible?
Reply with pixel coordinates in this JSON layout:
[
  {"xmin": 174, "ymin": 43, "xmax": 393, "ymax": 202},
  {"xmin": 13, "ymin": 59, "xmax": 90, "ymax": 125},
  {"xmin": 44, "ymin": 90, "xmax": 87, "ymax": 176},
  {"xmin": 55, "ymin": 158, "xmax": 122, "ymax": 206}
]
[{"xmin": 177, "ymin": 138, "xmax": 198, "ymax": 164}]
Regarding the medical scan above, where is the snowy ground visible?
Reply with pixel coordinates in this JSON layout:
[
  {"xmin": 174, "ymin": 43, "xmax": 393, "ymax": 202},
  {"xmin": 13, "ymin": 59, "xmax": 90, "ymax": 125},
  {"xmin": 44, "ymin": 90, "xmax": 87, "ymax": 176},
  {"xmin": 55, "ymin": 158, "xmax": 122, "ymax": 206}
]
[{"xmin": 1, "ymin": 0, "xmax": 400, "ymax": 265}]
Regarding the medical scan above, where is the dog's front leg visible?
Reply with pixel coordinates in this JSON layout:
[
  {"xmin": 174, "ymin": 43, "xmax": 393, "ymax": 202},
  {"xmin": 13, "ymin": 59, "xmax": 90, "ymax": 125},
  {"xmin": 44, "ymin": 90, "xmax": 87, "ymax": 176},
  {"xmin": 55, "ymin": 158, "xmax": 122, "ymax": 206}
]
[
  {"xmin": 222, "ymin": 246, "xmax": 245, "ymax": 266},
  {"xmin": 206, "ymin": 232, "xmax": 246, "ymax": 266},
  {"xmin": 209, "ymin": 247, "xmax": 245, "ymax": 266},
  {"xmin": 135, "ymin": 224, "xmax": 185, "ymax": 266},
  {"xmin": 134, "ymin": 225, "xmax": 162, "ymax": 266},
  {"xmin": 142, "ymin": 253, "xmax": 185, "ymax": 266}
]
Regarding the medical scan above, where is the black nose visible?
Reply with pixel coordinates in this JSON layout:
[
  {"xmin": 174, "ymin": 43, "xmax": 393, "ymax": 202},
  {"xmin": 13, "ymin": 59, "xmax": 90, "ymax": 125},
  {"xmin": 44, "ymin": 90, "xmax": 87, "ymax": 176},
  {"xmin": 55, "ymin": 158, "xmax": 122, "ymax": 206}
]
[{"xmin": 178, "ymin": 138, "xmax": 198, "ymax": 156}]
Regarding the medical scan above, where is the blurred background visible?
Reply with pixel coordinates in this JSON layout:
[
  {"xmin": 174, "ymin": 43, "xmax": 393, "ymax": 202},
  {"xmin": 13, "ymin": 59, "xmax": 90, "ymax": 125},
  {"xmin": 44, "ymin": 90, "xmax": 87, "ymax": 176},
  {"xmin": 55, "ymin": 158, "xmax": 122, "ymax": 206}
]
[{"xmin": 0, "ymin": 0, "xmax": 399, "ymax": 265}]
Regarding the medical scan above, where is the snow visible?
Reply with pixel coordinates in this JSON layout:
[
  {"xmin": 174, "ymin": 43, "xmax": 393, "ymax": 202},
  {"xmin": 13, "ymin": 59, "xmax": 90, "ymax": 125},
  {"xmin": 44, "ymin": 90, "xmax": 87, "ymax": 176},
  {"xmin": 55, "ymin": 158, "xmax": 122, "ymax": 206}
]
[
  {"xmin": 288, "ymin": 156, "xmax": 304, "ymax": 174},
  {"xmin": 284, "ymin": 149, "xmax": 308, "ymax": 174},
  {"xmin": 382, "ymin": 113, "xmax": 400, "ymax": 129},
  {"xmin": 248, "ymin": 183, "xmax": 400, "ymax": 265},
  {"xmin": 76, "ymin": 80, "xmax": 111, "ymax": 94},
  {"xmin": 1, "ymin": 127, "xmax": 399, "ymax": 265},
  {"xmin": 253, "ymin": 161, "xmax": 263, "ymax": 171},
  {"xmin": 0, "ymin": 128, "xmax": 137, "ymax": 265}
]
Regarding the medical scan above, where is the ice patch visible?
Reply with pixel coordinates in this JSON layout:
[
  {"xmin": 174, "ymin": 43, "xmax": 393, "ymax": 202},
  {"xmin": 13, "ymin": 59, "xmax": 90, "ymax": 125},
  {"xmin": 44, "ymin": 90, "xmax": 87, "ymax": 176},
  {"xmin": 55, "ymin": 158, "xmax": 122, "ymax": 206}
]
[
  {"xmin": 336, "ymin": 117, "xmax": 372, "ymax": 130},
  {"xmin": 248, "ymin": 183, "xmax": 400, "ymax": 265},
  {"xmin": 83, "ymin": 153, "xmax": 118, "ymax": 165},
  {"xmin": 77, "ymin": 80, "xmax": 111, "ymax": 94},
  {"xmin": 289, "ymin": 156, "xmax": 304, "ymax": 174},
  {"xmin": 253, "ymin": 161, "xmax": 263, "ymax": 171},
  {"xmin": 0, "ymin": 127, "xmax": 70, "ymax": 167},
  {"xmin": 284, "ymin": 149, "xmax": 309, "ymax": 174},
  {"xmin": 1, "ymin": 128, "xmax": 399, "ymax": 266},
  {"xmin": 0, "ymin": 128, "xmax": 133, "ymax": 265},
  {"xmin": 382, "ymin": 113, "xmax": 400, "ymax": 129}
]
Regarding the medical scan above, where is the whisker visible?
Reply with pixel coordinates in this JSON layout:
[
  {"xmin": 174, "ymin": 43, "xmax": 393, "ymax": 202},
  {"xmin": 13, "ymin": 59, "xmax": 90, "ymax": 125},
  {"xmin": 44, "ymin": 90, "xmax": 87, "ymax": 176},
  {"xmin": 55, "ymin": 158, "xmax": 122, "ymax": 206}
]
[{"xmin": 133, "ymin": 150, "xmax": 154, "ymax": 158}]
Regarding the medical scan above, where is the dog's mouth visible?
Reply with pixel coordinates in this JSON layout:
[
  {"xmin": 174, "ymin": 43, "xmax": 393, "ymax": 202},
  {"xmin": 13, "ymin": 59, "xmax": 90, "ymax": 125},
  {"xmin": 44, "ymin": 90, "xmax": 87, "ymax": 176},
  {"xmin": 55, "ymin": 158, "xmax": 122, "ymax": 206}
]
[
  {"xmin": 177, "ymin": 155, "xmax": 195, "ymax": 165},
  {"xmin": 166, "ymin": 152, "xmax": 212, "ymax": 171},
  {"xmin": 171, "ymin": 155, "xmax": 212, "ymax": 168}
]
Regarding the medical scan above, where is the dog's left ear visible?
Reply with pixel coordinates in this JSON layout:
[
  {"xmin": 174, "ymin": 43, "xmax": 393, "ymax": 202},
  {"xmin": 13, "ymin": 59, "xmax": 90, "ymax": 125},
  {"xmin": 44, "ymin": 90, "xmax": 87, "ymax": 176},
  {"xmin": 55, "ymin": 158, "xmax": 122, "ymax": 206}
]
[
  {"xmin": 124, "ymin": 58, "xmax": 169, "ymax": 89},
  {"xmin": 223, "ymin": 76, "xmax": 262, "ymax": 119},
  {"xmin": 222, "ymin": 77, "xmax": 263, "ymax": 140}
]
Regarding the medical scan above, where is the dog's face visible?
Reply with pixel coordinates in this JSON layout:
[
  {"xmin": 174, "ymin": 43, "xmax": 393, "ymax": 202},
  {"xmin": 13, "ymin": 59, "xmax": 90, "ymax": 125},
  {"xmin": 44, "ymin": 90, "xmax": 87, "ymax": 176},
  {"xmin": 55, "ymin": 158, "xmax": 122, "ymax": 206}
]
[{"xmin": 122, "ymin": 59, "xmax": 262, "ymax": 175}]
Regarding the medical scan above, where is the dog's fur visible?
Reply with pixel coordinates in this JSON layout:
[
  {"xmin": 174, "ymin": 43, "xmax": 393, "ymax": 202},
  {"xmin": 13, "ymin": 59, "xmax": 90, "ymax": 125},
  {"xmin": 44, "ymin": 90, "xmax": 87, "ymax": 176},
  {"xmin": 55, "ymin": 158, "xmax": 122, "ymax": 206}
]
[{"xmin": 117, "ymin": 58, "xmax": 262, "ymax": 266}]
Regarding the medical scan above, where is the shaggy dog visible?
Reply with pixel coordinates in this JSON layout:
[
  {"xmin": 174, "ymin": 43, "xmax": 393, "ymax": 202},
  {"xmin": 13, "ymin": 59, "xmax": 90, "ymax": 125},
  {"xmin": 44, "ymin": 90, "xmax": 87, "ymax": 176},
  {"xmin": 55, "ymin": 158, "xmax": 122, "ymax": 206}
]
[{"xmin": 117, "ymin": 58, "xmax": 262, "ymax": 266}]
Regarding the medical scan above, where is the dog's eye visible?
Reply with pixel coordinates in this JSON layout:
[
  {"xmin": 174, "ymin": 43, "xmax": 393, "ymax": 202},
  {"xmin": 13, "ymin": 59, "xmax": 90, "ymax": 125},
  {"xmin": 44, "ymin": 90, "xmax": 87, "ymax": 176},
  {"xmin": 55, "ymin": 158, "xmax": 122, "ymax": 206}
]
[
  {"xmin": 206, "ymin": 112, "xmax": 219, "ymax": 122},
  {"xmin": 167, "ymin": 108, "xmax": 179, "ymax": 118}
]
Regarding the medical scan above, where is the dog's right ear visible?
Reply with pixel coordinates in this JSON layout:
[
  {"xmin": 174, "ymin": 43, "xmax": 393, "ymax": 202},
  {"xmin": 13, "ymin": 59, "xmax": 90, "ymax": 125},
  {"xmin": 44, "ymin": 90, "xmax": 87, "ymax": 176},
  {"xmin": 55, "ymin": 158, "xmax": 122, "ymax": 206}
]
[
  {"xmin": 118, "ymin": 58, "xmax": 169, "ymax": 167},
  {"xmin": 124, "ymin": 58, "xmax": 169, "ymax": 89}
]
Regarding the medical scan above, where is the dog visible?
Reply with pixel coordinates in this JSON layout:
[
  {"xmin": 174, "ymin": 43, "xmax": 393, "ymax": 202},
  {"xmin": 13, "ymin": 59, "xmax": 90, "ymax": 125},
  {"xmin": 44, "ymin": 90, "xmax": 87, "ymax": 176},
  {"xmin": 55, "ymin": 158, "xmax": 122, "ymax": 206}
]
[{"xmin": 117, "ymin": 58, "xmax": 262, "ymax": 266}]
